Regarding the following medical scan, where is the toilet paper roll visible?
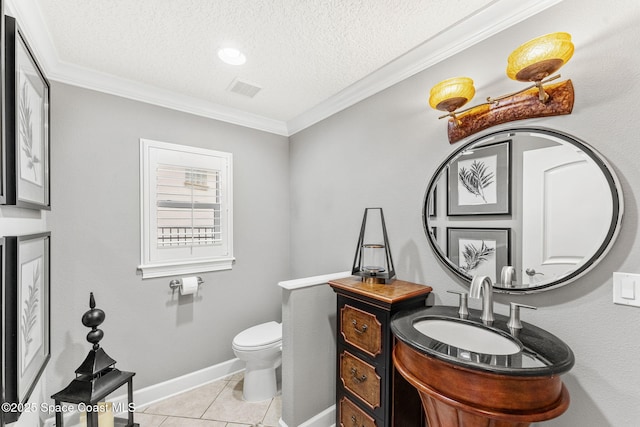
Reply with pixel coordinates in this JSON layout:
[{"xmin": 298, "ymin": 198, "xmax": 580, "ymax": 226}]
[{"xmin": 180, "ymin": 276, "xmax": 199, "ymax": 295}]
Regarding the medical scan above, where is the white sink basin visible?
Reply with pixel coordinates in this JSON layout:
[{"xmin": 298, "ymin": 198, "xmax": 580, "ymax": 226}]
[{"xmin": 413, "ymin": 319, "xmax": 520, "ymax": 355}]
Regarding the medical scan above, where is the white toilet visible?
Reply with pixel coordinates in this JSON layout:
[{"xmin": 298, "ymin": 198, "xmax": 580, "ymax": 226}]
[{"xmin": 232, "ymin": 321, "xmax": 283, "ymax": 401}]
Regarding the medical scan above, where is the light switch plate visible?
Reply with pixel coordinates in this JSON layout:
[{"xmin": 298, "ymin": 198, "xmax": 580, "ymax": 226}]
[{"xmin": 613, "ymin": 272, "xmax": 640, "ymax": 307}]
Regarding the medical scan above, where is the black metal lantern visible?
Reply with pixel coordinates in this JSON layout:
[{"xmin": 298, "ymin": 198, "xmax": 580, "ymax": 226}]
[
  {"xmin": 352, "ymin": 208, "xmax": 396, "ymax": 284},
  {"xmin": 51, "ymin": 293, "xmax": 138, "ymax": 427}
]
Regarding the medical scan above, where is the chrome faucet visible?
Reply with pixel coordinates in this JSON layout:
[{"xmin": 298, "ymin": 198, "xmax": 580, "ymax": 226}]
[{"xmin": 469, "ymin": 275, "xmax": 494, "ymax": 324}]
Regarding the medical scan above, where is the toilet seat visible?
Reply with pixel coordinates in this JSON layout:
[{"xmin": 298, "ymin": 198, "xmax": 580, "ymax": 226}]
[{"xmin": 233, "ymin": 321, "xmax": 282, "ymax": 351}]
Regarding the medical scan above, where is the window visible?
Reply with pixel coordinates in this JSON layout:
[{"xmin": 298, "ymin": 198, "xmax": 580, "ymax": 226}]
[
  {"xmin": 156, "ymin": 165, "xmax": 221, "ymax": 247},
  {"xmin": 139, "ymin": 139, "xmax": 233, "ymax": 278}
]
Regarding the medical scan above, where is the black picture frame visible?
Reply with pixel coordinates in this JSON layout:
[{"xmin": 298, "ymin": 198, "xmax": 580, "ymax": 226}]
[
  {"xmin": 0, "ymin": 0, "xmax": 5, "ymax": 207},
  {"xmin": 4, "ymin": 16, "xmax": 50, "ymax": 210},
  {"xmin": 447, "ymin": 140, "xmax": 511, "ymax": 216},
  {"xmin": 0, "ymin": 2, "xmax": 5, "ymax": 422},
  {"xmin": 447, "ymin": 227, "xmax": 510, "ymax": 283},
  {"xmin": 427, "ymin": 184, "xmax": 437, "ymax": 217},
  {"xmin": 3, "ymin": 232, "xmax": 51, "ymax": 424}
]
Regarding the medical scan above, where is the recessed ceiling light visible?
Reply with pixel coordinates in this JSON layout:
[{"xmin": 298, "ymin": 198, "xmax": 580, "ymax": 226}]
[{"xmin": 217, "ymin": 48, "xmax": 246, "ymax": 65}]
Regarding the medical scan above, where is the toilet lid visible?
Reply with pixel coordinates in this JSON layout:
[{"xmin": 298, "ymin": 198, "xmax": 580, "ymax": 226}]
[{"xmin": 233, "ymin": 321, "xmax": 282, "ymax": 348}]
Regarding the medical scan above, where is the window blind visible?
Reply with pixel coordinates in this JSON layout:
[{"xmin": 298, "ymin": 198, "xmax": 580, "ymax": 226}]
[{"xmin": 155, "ymin": 164, "xmax": 221, "ymax": 248}]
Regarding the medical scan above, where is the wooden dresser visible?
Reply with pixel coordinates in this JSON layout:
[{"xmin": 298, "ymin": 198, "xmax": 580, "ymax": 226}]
[{"xmin": 329, "ymin": 277, "xmax": 432, "ymax": 427}]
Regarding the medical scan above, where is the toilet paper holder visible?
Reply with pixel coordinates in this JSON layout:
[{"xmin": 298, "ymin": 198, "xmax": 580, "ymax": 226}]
[{"xmin": 169, "ymin": 277, "xmax": 204, "ymax": 290}]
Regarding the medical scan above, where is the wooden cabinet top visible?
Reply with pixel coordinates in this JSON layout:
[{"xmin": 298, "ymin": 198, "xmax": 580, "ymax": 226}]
[{"xmin": 329, "ymin": 276, "xmax": 432, "ymax": 305}]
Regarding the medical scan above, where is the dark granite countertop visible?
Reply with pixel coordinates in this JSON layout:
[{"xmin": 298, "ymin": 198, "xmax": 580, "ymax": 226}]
[{"xmin": 391, "ymin": 305, "xmax": 574, "ymax": 377}]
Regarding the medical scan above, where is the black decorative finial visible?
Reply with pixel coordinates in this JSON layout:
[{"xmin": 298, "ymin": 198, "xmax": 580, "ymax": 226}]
[{"xmin": 81, "ymin": 292, "xmax": 105, "ymax": 350}]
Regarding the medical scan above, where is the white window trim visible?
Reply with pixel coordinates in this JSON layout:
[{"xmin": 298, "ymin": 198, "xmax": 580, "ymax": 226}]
[{"xmin": 138, "ymin": 138, "xmax": 234, "ymax": 279}]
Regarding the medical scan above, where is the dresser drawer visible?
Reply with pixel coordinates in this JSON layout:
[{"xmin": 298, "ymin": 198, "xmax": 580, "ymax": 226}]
[
  {"xmin": 340, "ymin": 351, "xmax": 381, "ymax": 410},
  {"xmin": 341, "ymin": 304, "xmax": 382, "ymax": 357},
  {"xmin": 340, "ymin": 397, "xmax": 378, "ymax": 427}
]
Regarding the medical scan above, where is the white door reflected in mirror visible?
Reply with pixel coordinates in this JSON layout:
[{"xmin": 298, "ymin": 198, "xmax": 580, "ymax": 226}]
[{"xmin": 522, "ymin": 144, "xmax": 612, "ymax": 286}]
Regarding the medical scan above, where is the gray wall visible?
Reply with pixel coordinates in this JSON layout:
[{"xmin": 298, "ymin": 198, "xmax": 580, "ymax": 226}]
[
  {"xmin": 46, "ymin": 83, "xmax": 290, "ymax": 395},
  {"xmin": 289, "ymin": 0, "xmax": 640, "ymax": 425},
  {"xmin": 280, "ymin": 272, "xmax": 349, "ymax": 427},
  {"xmin": 3, "ymin": 0, "xmax": 639, "ymax": 425}
]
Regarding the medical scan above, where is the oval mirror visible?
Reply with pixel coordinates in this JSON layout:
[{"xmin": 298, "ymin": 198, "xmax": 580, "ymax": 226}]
[{"xmin": 423, "ymin": 127, "xmax": 623, "ymax": 293}]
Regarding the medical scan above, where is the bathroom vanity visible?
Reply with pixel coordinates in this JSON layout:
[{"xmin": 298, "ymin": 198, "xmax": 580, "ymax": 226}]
[
  {"xmin": 329, "ymin": 277, "xmax": 432, "ymax": 427},
  {"xmin": 391, "ymin": 305, "xmax": 575, "ymax": 426}
]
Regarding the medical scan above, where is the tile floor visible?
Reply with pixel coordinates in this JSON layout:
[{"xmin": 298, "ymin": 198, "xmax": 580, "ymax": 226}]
[{"xmin": 135, "ymin": 372, "xmax": 281, "ymax": 427}]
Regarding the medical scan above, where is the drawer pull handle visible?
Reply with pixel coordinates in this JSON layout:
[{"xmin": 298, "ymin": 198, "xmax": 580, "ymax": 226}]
[
  {"xmin": 351, "ymin": 415, "xmax": 364, "ymax": 427},
  {"xmin": 350, "ymin": 367, "xmax": 367, "ymax": 383},
  {"xmin": 352, "ymin": 319, "xmax": 368, "ymax": 334}
]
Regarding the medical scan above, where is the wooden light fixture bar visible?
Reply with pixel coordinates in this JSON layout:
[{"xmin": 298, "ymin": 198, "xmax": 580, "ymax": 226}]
[
  {"xmin": 431, "ymin": 32, "xmax": 576, "ymax": 144},
  {"xmin": 446, "ymin": 79, "xmax": 574, "ymax": 144}
]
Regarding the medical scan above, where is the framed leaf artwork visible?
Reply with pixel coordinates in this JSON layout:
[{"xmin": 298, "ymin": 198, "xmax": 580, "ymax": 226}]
[
  {"xmin": 447, "ymin": 227, "xmax": 510, "ymax": 283},
  {"xmin": 0, "ymin": 1, "xmax": 5, "ymax": 207},
  {"xmin": 3, "ymin": 232, "xmax": 51, "ymax": 424},
  {"xmin": 447, "ymin": 140, "xmax": 510, "ymax": 215},
  {"xmin": 4, "ymin": 16, "xmax": 50, "ymax": 210}
]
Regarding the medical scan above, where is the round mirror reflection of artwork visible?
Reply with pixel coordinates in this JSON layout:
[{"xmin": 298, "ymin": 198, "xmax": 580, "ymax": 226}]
[{"xmin": 423, "ymin": 127, "xmax": 623, "ymax": 293}]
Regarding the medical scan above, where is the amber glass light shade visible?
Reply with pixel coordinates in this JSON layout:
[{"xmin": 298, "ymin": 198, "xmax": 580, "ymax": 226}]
[
  {"xmin": 429, "ymin": 77, "xmax": 475, "ymax": 112},
  {"xmin": 506, "ymin": 32, "xmax": 574, "ymax": 82}
]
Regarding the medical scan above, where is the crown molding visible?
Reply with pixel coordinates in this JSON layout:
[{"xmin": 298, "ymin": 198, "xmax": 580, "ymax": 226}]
[
  {"xmin": 6, "ymin": 0, "xmax": 290, "ymax": 136},
  {"xmin": 48, "ymin": 61, "xmax": 290, "ymax": 136},
  {"xmin": 286, "ymin": 0, "xmax": 564, "ymax": 135},
  {"xmin": 7, "ymin": 0, "xmax": 563, "ymax": 138}
]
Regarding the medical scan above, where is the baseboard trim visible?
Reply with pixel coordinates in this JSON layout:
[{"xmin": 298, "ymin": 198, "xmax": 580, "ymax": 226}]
[
  {"xmin": 132, "ymin": 358, "xmax": 245, "ymax": 409},
  {"xmin": 279, "ymin": 404, "xmax": 335, "ymax": 427},
  {"xmin": 44, "ymin": 358, "xmax": 244, "ymax": 427}
]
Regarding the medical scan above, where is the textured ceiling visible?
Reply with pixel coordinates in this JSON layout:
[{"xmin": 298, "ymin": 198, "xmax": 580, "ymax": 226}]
[{"xmin": 8, "ymin": 0, "xmax": 562, "ymax": 135}]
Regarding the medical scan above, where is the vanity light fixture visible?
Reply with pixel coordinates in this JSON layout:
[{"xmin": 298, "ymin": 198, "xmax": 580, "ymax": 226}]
[
  {"xmin": 503, "ymin": 32, "xmax": 574, "ymax": 102},
  {"xmin": 352, "ymin": 208, "xmax": 396, "ymax": 284},
  {"xmin": 217, "ymin": 47, "xmax": 247, "ymax": 65},
  {"xmin": 429, "ymin": 77, "xmax": 475, "ymax": 126},
  {"xmin": 430, "ymin": 32, "xmax": 575, "ymax": 144}
]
